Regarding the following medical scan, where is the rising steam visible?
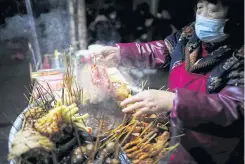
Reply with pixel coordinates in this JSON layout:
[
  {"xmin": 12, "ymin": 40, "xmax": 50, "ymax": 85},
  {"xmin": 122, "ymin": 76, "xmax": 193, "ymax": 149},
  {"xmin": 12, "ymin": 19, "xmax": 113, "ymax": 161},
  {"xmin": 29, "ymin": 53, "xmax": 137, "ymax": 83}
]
[{"xmin": 0, "ymin": 7, "xmax": 70, "ymax": 55}]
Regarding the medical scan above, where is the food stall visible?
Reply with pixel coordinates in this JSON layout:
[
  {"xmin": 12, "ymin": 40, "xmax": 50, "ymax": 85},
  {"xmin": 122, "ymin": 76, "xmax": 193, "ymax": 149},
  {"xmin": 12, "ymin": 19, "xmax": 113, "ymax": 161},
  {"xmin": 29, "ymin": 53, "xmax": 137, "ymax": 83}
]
[{"xmin": 8, "ymin": 47, "xmax": 180, "ymax": 164}]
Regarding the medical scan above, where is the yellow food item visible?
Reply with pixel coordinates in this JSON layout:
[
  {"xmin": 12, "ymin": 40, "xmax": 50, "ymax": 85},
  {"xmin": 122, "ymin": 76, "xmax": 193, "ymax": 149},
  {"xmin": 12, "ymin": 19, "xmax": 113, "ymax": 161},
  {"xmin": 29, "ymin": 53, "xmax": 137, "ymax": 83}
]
[
  {"xmin": 112, "ymin": 81, "xmax": 130, "ymax": 101},
  {"xmin": 24, "ymin": 107, "xmax": 45, "ymax": 122},
  {"xmin": 35, "ymin": 103, "xmax": 91, "ymax": 135},
  {"xmin": 34, "ymin": 107, "xmax": 62, "ymax": 136},
  {"xmin": 115, "ymin": 87, "xmax": 130, "ymax": 101}
]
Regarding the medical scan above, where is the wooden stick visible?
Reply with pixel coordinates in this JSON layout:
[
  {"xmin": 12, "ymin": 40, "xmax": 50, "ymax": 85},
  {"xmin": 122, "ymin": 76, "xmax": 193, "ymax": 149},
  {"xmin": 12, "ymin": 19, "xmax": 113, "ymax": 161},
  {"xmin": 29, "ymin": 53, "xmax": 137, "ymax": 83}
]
[
  {"xmin": 142, "ymin": 80, "xmax": 148, "ymax": 90},
  {"xmin": 120, "ymin": 121, "xmax": 137, "ymax": 146},
  {"xmin": 114, "ymin": 138, "xmax": 120, "ymax": 159},
  {"xmin": 159, "ymin": 85, "xmax": 165, "ymax": 90},
  {"xmin": 137, "ymin": 130, "xmax": 156, "ymax": 146},
  {"xmin": 140, "ymin": 133, "xmax": 158, "ymax": 148},
  {"xmin": 138, "ymin": 122, "xmax": 153, "ymax": 139},
  {"xmin": 90, "ymin": 119, "xmax": 103, "ymax": 162}
]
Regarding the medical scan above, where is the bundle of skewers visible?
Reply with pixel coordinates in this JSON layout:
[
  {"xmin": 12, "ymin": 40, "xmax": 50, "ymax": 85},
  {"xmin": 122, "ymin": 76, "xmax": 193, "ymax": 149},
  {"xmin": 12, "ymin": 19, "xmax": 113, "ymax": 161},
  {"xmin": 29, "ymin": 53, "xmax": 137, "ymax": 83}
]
[{"xmin": 8, "ymin": 51, "xmax": 179, "ymax": 164}]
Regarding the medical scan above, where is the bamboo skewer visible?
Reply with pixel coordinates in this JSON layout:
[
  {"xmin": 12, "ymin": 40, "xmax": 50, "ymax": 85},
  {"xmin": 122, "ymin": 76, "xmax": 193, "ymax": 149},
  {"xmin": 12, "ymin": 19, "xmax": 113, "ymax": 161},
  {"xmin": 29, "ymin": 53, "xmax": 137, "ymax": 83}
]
[
  {"xmin": 121, "ymin": 122, "xmax": 137, "ymax": 146},
  {"xmin": 114, "ymin": 138, "xmax": 120, "ymax": 160},
  {"xmin": 159, "ymin": 85, "xmax": 165, "ymax": 90},
  {"xmin": 140, "ymin": 133, "xmax": 158, "ymax": 148},
  {"xmin": 90, "ymin": 120, "xmax": 103, "ymax": 163},
  {"xmin": 137, "ymin": 130, "xmax": 156, "ymax": 146},
  {"xmin": 138, "ymin": 122, "xmax": 153, "ymax": 139}
]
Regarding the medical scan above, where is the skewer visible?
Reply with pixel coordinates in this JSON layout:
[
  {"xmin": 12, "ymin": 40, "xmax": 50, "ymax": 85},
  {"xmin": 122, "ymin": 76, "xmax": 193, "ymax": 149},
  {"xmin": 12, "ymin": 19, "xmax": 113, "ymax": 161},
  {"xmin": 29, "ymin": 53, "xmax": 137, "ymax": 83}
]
[
  {"xmin": 46, "ymin": 82, "xmax": 56, "ymax": 99},
  {"xmin": 165, "ymin": 143, "xmax": 180, "ymax": 151},
  {"xmin": 29, "ymin": 84, "xmax": 40, "ymax": 105},
  {"xmin": 120, "ymin": 121, "xmax": 137, "ymax": 146},
  {"xmin": 100, "ymin": 120, "xmax": 127, "ymax": 149},
  {"xmin": 38, "ymin": 84, "xmax": 50, "ymax": 106},
  {"xmin": 153, "ymin": 159, "xmax": 160, "ymax": 164},
  {"xmin": 142, "ymin": 80, "xmax": 148, "ymax": 90},
  {"xmin": 24, "ymin": 86, "xmax": 34, "ymax": 104},
  {"xmin": 140, "ymin": 133, "xmax": 158, "ymax": 148},
  {"xmin": 137, "ymin": 122, "xmax": 153, "ymax": 139},
  {"xmin": 90, "ymin": 119, "xmax": 103, "ymax": 163},
  {"xmin": 114, "ymin": 138, "xmax": 120, "ymax": 159},
  {"xmin": 169, "ymin": 134, "xmax": 185, "ymax": 139},
  {"xmin": 72, "ymin": 114, "xmax": 82, "ymax": 147},
  {"xmin": 81, "ymin": 88, "xmax": 84, "ymax": 105},
  {"xmin": 122, "ymin": 114, "xmax": 127, "ymax": 126},
  {"xmin": 23, "ymin": 94, "xmax": 31, "ymax": 105},
  {"xmin": 35, "ymin": 81, "xmax": 56, "ymax": 105},
  {"xmin": 21, "ymin": 117, "xmax": 26, "ymax": 131},
  {"xmin": 159, "ymin": 85, "xmax": 165, "ymax": 90},
  {"xmin": 137, "ymin": 130, "xmax": 156, "ymax": 146},
  {"xmin": 35, "ymin": 86, "xmax": 48, "ymax": 112},
  {"xmin": 61, "ymin": 87, "xmax": 64, "ymax": 105}
]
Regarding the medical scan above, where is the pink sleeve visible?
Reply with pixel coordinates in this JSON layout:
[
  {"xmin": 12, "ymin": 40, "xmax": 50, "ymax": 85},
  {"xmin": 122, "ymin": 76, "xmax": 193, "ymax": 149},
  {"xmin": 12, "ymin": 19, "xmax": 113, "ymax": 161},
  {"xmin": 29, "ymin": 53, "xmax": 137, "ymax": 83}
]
[
  {"xmin": 172, "ymin": 86, "xmax": 244, "ymax": 129},
  {"xmin": 115, "ymin": 40, "xmax": 171, "ymax": 68}
]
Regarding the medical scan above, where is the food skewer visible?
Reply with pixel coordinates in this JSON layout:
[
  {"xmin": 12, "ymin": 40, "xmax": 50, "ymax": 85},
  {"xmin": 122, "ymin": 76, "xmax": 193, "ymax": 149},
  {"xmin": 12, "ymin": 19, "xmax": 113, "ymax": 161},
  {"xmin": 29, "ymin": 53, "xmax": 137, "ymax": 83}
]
[
  {"xmin": 140, "ymin": 133, "xmax": 158, "ymax": 148},
  {"xmin": 89, "ymin": 119, "xmax": 103, "ymax": 163},
  {"xmin": 120, "ymin": 121, "xmax": 137, "ymax": 146},
  {"xmin": 8, "ymin": 49, "xmax": 180, "ymax": 164}
]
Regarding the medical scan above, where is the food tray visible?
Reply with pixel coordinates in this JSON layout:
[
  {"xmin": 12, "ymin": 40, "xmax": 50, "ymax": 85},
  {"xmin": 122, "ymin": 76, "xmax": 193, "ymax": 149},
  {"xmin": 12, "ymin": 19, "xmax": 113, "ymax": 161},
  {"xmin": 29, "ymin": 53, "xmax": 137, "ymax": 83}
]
[
  {"xmin": 9, "ymin": 109, "xmax": 179, "ymax": 164},
  {"xmin": 9, "ymin": 106, "xmax": 31, "ymax": 164},
  {"xmin": 9, "ymin": 89, "xmax": 180, "ymax": 164}
]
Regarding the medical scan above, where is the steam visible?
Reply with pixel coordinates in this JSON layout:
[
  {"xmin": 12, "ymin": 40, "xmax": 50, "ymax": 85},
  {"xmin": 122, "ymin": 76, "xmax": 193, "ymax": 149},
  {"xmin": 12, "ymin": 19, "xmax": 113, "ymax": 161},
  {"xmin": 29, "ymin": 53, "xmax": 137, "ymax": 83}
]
[
  {"xmin": 37, "ymin": 9, "xmax": 70, "ymax": 54},
  {"xmin": 76, "ymin": 65, "xmax": 112, "ymax": 104},
  {"xmin": 0, "ymin": 15, "xmax": 31, "ymax": 41},
  {"xmin": 0, "ymin": 8, "xmax": 70, "ymax": 55}
]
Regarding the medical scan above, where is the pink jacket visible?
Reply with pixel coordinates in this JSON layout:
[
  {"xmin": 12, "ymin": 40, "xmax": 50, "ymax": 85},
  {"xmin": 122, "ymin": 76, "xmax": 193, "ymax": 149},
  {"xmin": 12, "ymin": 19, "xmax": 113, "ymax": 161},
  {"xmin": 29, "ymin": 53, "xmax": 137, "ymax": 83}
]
[{"xmin": 115, "ymin": 25, "xmax": 244, "ymax": 164}]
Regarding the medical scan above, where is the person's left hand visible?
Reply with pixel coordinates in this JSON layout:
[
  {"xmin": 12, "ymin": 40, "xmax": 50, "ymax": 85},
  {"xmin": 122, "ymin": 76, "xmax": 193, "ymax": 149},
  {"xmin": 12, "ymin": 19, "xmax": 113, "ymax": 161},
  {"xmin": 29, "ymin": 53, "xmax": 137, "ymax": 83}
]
[{"xmin": 120, "ymin": 89, "xmax": 175, "ymax": 117}]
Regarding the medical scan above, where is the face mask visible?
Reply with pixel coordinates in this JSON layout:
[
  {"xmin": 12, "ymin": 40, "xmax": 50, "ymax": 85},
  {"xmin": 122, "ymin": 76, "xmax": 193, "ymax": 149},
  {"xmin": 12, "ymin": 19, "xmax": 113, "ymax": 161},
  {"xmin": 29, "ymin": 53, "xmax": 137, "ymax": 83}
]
[{"xmin": 195, "ymin": 14, "xmax": 229, "ymax": 43}]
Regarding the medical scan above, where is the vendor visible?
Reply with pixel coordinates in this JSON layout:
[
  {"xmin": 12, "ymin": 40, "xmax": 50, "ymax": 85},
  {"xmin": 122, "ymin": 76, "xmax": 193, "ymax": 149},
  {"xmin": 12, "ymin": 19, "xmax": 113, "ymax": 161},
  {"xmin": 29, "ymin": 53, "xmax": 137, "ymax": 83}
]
[{"xmin": 95, "ymin": 0, "xmax": 244, "ymax": 164}]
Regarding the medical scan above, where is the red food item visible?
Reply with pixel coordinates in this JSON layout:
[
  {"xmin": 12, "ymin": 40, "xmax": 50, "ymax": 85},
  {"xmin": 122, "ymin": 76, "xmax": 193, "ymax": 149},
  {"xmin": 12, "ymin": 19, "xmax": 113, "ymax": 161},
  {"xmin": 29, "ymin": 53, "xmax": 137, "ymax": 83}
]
[{"xmin": 91, "ymin": 64, "xmax": 111, "ymax": 92}]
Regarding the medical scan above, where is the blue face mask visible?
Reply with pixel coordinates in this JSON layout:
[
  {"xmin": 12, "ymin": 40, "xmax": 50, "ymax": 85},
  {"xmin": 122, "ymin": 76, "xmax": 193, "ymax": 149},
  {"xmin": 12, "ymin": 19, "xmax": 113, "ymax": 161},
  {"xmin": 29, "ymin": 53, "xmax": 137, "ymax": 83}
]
[{"xmin": 195, "ymin": 15, "xmax": 229, "ymax": 43}]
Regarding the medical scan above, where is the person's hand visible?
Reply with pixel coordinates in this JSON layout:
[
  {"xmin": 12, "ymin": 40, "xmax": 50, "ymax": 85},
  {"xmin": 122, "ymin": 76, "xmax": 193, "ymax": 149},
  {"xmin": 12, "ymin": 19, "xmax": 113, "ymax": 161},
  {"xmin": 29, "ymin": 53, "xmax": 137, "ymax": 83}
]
[
  {"xmin": 120, "ymin": 90, "xmax": 175, "ymax": 117},
  {"xmin": 92, "ymin": 46, "xmax": 120, "ymax": 67}
]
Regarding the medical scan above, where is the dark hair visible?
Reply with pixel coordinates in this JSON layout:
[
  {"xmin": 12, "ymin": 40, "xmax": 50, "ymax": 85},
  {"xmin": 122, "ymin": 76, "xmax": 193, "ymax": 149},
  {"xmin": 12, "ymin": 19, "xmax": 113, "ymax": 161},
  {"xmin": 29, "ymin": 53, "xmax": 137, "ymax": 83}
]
[
  {"xmin": 219, "ymin": 0, "xmax": 244, "ymax": 46},
  {"xmin": 197, "ymin": 0, "xmax": 243, "ymax": 21},
  {"xmin": 106, "ymin": 6, "xmax": 116, "ymax": 14},
  {"xmin": 197, "ymin": 0, "xmax": 244, "ymax": 46},
  {"xmin": 136, "ymin": 2, "xmax": 150, "ymax": 13}
]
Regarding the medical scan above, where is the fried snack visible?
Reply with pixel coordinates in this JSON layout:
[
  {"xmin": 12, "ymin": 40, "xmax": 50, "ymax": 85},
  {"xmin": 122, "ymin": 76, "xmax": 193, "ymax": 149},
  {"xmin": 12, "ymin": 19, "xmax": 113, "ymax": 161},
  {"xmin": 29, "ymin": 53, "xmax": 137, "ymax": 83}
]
[
  {"xmin": 111, "ymin": 81, "xmax": 130, "ymax": 101},
  {"xmin": 152, "ymin": 131, "xmax": 169, "ymax": 150},
  {"xmin": 123, "ymin": 140, "xmax": 139, "ymax": 150},
  {"xmin": 123, "ymin": 124, "xmax": 170, "ymax": 163},
  {"xmin": 24, "ymin": 107, "xmax": 45, "ymax": 120},
  {"xmin": 23, "ymin": 107, "xmax": 46, "ymax": 129},
  {"xmin": 125, "ymin": 146, "xmax": 138, "ymax": 153},
  {"xmin": 34, "ymin": 107, "xmax": 62, "ymax": 135}
]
